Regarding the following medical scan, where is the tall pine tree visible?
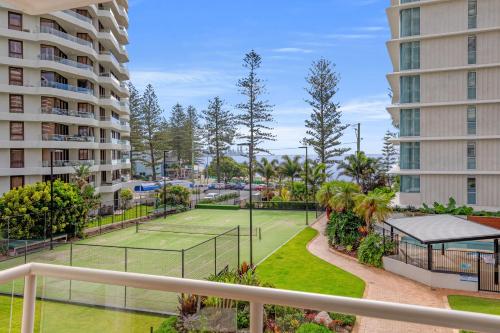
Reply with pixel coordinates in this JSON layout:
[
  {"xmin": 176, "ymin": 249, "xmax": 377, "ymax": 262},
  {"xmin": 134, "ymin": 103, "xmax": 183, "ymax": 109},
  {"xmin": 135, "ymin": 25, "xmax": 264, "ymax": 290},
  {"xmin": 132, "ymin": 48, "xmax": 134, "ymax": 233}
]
[
  {"xmin": 303, "ymin": 58, "xmax": 349, "ymax": 173},
  {"xmin": 128, "ymin": 82, "xmax": 143, "ymax": 176},
  {"xmin": 202, "ymin": 97, "xmax": 236, "ymax": 183},
  {"xmin": 137, "ymin": 84, "xmax": 165, "ymax": 180},
  {"xmin": 168, "ymin": 103, "xmax": 187, "ymax": 166},
  {"xmin": 236, "ymin": 50, "xmax": 275, "ymax": 167},
  {"xmin": 183, "ymin": 105, "xmax": 203, "ymax": 172},
  {"xmin": 382, "ymin": 130, "xmax": 398, "ymax": 174}
]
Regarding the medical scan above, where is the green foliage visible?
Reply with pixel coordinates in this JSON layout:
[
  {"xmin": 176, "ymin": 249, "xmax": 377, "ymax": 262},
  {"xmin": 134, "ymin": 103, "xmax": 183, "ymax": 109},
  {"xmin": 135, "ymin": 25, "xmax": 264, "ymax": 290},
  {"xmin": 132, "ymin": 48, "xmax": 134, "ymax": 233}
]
[
  {"xmin": 0, "ymin": 180, "xmax": 89, "ymax": 239},
  {"xmin": 357, "ymin": 233, "xmax": 394, "ymax": 268},
  {"xmin": 207, "ymin": 156, "xmax": 246, "ymax": 183},
  {"xmin": 119, "ymin": 188, "xmax": 133, "ymax": 209},
  {"xmin": 338, "ymin": 151, "xmax": 387, "ymax": 193},
  {"xmin": 330, "ymin": 312, "xmax": 356, "ymax": 327},
  {"xmin": 420, "ymin": 197, "xmax": 474, "ymax": 216},
  {"xmin": 296, "ymin": 323, "xmax": 331, "ymax": 333},
  {"xmin": 327, "ymin": 211, "xmax": 364, "ymax": 249},
  {"xmin": 290, "ymin": 181, "xmax": 307, "ymax": 201},
  {"xmin": 195, "ymin": 204, "xmax": 240, "ymax": 210},
  {"xmin": 154, "ymin": 317, "xmax": 178, "ymax": 333},
  {"xmin": 159, "ymin": 185, "xmax": 191, "ymax": 207}
]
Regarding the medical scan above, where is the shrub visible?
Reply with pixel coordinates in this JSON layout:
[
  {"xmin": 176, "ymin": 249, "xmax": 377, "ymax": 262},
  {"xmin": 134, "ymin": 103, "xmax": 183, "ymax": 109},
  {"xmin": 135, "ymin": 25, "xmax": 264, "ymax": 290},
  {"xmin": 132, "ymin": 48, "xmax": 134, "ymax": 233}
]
[
  {"xmin": 327, "ymin": 211, "xmax": 364, "ymax": 249},
  {"xmin": 357, "ymin": 233, "xmax": 394, "ymax": 268},
  {"xmin": 159, "ymin": 185, "xmax": 191, "ymax": 206},
  {"xmin": 296, "ymin": 323, "xmax": 330, "ymax": 333},
  {"xmin": 154, "ymin": 317, "xmax": 178, "ymax": 333},
  {"xmin": 119, "ymin": 188, "xmax": 133, "ymax": 209},
  {"xmin": 330, "ymin": 312, "xmax": 356, "ymax": 326},
  {"xmin": 195, "ymin": 204, "xmax": 240, "ymax": 210},
  {"xmin": 198, "ymin": 192, "xmax": 239, "ymax": 204}
]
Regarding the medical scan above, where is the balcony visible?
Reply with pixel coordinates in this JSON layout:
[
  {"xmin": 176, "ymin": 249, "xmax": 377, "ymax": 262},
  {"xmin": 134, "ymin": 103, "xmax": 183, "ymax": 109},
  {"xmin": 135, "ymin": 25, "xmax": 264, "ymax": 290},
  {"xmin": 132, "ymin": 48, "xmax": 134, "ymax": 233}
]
[
  {"xmin": 41, "ymin": 107, "xmax": 95, "ymax": 119},
  {"xmin": 42, "ymin": 134, "xmax": 95, "ymax": 142},
  {"xmin": 39, "ymin": 26, "xmax": 93, "ymax": 48},
  {"xmin": 101, "ymin": 179, "xmax": 122, "ymax": 186},
  {"xmin": 41, "ymin": 80, "xmax": 94, "ymax": 96},
  {"xmin": 42, "ymin": 160, "xmax": 95, "ymax": 167},
  {"xmin": 62, "ymin": 9, "xmax": 93, "ymax": 24},
  {"xmin": 39, "ymin": 54, "xmax": 94, "ymax": 72},
  {"xmin": 0, "ymin": 263, "xmax": 498, "ymax": 333}
]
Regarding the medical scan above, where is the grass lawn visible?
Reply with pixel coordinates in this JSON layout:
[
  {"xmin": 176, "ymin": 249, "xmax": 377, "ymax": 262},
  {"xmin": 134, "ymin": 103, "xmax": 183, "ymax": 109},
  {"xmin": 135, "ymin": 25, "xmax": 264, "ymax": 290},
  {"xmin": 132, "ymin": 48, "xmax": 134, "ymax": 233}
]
[
  {"xmin": 257, "ymin": 227, "xmax": 365, "ymax": 298},
  {"xmin": 0, "ymin": 295, "xmax": 166, "ymax": 333},
  {"xmin": 448, "ymin": 295, "xmax": 500, "ymax": 333}
]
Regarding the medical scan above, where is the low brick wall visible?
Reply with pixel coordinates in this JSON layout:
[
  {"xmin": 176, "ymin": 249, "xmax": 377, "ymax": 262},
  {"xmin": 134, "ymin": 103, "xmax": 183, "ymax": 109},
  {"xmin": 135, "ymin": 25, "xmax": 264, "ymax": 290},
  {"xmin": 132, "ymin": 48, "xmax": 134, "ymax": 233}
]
[{"xmin": 467, "ymin": 216, "xmax": 500, "ymax": 230}]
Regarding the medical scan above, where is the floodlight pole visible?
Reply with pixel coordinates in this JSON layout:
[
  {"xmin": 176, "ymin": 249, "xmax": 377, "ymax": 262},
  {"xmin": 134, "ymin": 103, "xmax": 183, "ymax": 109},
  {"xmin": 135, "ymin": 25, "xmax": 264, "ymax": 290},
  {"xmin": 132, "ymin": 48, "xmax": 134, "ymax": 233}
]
[
  {"xmin": 50, "ymin": 151, "xmax": 54, "ymax": 250},
  {"xmin": 299, "ymin": 146, "xmax": 309, "ymax": 226},
  {"xmin": 238, "ymin": 142, "xmax": 253, "ymax": 267},
  {"xmin": 163, "ymin": 151, "xmax": 167, "ymax": 217}
]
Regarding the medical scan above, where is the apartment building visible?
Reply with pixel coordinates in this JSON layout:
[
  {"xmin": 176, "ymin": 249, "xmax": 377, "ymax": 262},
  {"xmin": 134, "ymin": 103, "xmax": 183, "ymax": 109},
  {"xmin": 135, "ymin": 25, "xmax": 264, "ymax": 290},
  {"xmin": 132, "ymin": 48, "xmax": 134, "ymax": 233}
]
[
  {"xmin": 387, "ymin": 0, "xmax": 500, "ymax": 210},
  {"xmin": 0, "ymin": 0, "xmax": 131, "ymax": 205}
]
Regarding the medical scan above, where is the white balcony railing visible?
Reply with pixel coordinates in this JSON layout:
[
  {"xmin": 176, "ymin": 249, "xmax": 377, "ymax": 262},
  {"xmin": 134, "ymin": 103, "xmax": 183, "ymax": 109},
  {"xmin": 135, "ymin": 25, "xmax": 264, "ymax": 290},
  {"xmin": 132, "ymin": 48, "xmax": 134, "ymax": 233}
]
[
  {"xmin": 41, "ymin": 107, "xmax": 95, "ymax": 119},
  {"xmin": 0, "ymin": 263, "xmax": 499, "ymax": 333},
  {"xmin": 39, "ymin": 26, "xmax": 93, "ymax": 48},
  {"xmin": 39, "ymin": 54, "xmax": 94, "ymax": 72},
  {"xmin": 62, "ymin": 9, "xmax": 93, "ymax": 24},
  {"xmin": 41, "ymin": 80, "xmax": 94, "ymax": 95},
  {"xmin": 42, "ymin": 134, "xmax": 96, "ymax": 142},
  {"xmin": 42, "ymin": 160, "xmax": 95, "ymax": 167}
]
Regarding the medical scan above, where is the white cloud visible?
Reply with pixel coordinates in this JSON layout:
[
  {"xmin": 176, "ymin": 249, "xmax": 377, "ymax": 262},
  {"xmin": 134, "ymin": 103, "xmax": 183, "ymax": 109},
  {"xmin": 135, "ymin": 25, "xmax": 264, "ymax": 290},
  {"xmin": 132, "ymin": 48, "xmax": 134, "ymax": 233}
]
[
  {"xmin": 340, "ymin": 94, "xmax": 391, "ymax": 121},
  {"xmin": 326, "ymin": 33, "xmax": 377, "ymax": 40},
  {"xmin": 271, "ymin": 47, "xmax": 314, "ymax": 54}
]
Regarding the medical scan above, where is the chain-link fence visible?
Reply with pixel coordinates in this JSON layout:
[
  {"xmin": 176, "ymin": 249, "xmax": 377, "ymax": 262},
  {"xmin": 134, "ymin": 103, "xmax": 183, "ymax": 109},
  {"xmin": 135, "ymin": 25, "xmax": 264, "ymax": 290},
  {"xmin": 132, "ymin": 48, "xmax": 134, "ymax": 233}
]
[{"xmin": 0, "ymin": 226, "xmax": 240, "ymax": 313}]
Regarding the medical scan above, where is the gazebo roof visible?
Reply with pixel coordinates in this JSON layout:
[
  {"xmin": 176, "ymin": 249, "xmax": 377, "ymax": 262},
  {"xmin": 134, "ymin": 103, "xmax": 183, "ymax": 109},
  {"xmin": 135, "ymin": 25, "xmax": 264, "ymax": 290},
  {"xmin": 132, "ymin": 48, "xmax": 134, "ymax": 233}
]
[{"xmin": 385, "ymin": 214, "xmax": 500, "ymax": 244}]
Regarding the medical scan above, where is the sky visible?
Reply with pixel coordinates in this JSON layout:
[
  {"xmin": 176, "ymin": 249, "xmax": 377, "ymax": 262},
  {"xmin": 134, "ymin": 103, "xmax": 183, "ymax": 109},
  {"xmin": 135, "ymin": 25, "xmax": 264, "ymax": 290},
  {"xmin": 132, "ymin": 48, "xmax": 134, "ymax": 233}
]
[{"xmin": 127, "ymin": 0, "xmax": 394, "ymax": 155}]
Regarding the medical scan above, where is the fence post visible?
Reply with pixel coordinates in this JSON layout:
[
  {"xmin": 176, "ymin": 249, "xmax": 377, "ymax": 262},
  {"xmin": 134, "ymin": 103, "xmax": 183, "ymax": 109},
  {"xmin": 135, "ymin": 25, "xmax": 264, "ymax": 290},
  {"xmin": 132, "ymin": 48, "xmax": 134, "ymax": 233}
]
[
  {"xmin": 24, "ymin": 240, "xmax": 27, "ymax": 264},
  {"xmin": 69, "ymin": 243, "xmax": 73, "ymax": 300},
  {"xmin": 112, "ymin": 205, "xmax": 115, "ymax": 225},
  {"xmin": 477, "ymin": 251, "xmax": 481, "ymax": 291},
  {"xmin": 136, "ymin": 202, "xmax": 138, "ymax": 219},
  {"xmin": 136, "ymin": 221, "xmax": 139, "ymax": 233},
  {"xmin": 405, "ymin": 242, "xmax": 408, "ymax": 264},
  {"xmin": 259, "ymin": 227, "xmax": 262, "ymax": 241},
  {"xmin": 181, "ymin": 249, "xmax": 185, "ymax": 278},
  {"xmin": 382, "ymin": 229, "xmax": 386, "ymax": 253},
  {"xmin": 237, "ymin": 226, "xmax": 240, "ymax": 269},
  {"xmin": 427, "ymin": 245, "xmax": 433, "ymax": 271},
  {"xmin": 21, "ymin": 274, "xmax": 37, "ymax": 333},
  {"xmin": 441, "ymin": 243, "xmax": 445, "ymax": 256},
  {"xmin": 214, "ymin": 237, "xmax": 217, "ymax": 275},
  {"xmin": 494, "ymin": 239, "xmax": 499, "ymax": 285},
  {"xmin": 250, "ymin": 302, "xmax": 264, "ymax": 333},
  {"xmin": 124, "ymin": 247, "xmax": 128, "ymax": 308}
]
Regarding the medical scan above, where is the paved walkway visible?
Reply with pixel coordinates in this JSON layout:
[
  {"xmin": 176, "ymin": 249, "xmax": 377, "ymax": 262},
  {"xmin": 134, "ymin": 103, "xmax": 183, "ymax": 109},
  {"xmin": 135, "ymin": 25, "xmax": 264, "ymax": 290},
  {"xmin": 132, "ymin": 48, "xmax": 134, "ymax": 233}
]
[{"xmin": 307, "ymin": 217, "xmax": 452, "ymax": 333}]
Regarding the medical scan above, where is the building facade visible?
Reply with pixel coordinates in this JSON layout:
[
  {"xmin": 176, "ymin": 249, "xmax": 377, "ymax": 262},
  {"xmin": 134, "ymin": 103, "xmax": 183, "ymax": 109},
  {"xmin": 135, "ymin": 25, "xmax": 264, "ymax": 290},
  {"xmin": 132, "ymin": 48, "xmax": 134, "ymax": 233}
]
[
  {"xmin": 387, "ymin": 0, "xmax": 500, "ymax": 210},
  {"xmin": 0, "ymin": 0, "xmax": 131, "ymax": 204}
]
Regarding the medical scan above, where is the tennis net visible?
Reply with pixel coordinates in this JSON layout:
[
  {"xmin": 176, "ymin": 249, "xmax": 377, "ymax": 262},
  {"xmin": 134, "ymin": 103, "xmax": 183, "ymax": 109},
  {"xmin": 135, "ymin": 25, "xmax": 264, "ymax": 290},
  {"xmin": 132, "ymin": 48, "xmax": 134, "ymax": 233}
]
[{"xmin": 136, "ymin": 222, "xmax": 259, "ymax": 237}]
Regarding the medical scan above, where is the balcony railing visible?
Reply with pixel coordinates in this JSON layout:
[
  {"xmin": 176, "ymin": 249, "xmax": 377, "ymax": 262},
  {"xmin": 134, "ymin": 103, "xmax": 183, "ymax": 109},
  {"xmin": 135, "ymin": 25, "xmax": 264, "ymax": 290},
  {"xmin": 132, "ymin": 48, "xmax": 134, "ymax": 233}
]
[
  {"xmin": 120, "ymin": 119, "xmax": 130, "ymax": 128},
  {"xmin": 39, "ymin": 54, "xmax": 93, "ymax": 71},
  {"xmin": 42, "ymin": 134, "xmax": 96, "ymax": 142},
  {"xmin": 42, "ymin": 160, "xmax": 95, "ymax": 167},
  {"xmin": 41, "ymin": 80, "xmax": 94, "ymax": 95},
  {"xmin": 101, "ymin": 179, "xmax": 122, "ymax": 186},
  {"xmin": 62, "ymin": 9, "xmax": 93, "ymax": 24},
  {"xmin": 39, "ymin": 26, "xmax": 93, "ymax": 48},
  {"xmin": 0, "ymin": 263, "xmax": 499, "ymax": 333},
  {"xmin": 41, "ymin": 107, "xmax": 95, "ymax": 119}
]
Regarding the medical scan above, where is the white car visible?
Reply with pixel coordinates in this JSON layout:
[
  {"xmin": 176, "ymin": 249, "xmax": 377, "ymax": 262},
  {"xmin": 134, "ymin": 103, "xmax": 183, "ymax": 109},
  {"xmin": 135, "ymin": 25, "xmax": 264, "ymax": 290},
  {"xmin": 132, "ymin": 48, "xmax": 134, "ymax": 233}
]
[{"xmin": 204, "ymin": 193, "xmax": 219, "ymax": 199}]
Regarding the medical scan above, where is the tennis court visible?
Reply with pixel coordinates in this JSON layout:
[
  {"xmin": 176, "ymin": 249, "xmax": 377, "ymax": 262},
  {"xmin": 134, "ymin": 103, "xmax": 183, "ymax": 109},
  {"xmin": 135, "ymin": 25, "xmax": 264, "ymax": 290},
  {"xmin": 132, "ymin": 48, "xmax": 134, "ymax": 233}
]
[{"xmin": 0, "ymin": 209, "xmax": 314, "ymax": 314}]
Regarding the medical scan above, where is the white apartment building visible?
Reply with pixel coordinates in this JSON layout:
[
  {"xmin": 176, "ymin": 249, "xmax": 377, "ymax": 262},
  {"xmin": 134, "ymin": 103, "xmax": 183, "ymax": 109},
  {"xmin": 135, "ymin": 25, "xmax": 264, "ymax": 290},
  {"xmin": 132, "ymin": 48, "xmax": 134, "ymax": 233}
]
[
  {"xmin": 0, "ymin": 0, "xmax": 131, "ymax": 205},
  {"xmin": 387, "ymin": 0, "xmax": 500, "ymax": 211}
]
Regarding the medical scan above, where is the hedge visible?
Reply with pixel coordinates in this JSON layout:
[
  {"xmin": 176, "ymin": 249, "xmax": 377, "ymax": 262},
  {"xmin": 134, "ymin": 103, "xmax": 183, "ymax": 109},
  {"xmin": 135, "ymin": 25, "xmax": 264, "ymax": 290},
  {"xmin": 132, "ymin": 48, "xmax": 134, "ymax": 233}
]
[{"xmin": 195, "ymin": 204, "xmax": 240, "ymax": 210}]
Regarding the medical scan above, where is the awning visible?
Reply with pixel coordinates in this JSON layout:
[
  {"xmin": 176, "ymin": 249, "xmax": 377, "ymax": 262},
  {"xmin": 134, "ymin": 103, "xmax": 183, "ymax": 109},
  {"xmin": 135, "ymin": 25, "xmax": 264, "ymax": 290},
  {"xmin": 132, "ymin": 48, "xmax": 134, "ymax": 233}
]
[{"xmin": 385, "ymin": 214, "xmax": 500, "ymax": 244}]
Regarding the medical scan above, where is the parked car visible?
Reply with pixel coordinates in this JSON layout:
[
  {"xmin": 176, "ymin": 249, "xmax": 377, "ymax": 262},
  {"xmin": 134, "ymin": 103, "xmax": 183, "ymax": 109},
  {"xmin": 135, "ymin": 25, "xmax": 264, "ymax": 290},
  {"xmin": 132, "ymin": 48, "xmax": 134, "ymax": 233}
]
[
  {"xmin": 204, "ymin": 192, "xmax": 219, "ymax": 199},
  {"xmin": 243, "ymin": 184, "xmax": 266, "ymax": 191}
]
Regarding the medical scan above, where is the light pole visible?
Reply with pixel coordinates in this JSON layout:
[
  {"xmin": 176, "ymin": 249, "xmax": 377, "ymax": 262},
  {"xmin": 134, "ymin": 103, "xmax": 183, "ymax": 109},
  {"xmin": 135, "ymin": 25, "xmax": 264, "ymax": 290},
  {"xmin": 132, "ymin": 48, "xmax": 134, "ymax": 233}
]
[
  {"xmin": 49, "ymin": 149, "xmax": 63, "ymax": 250},
  {"xmin": 299, "ymin": 146, "xmax": 309, "ymax": 226},
  {"xmin": 238, "ymin": 142, "xmax": 253, "ymax": 267},
  {"xmin": 163, "ymin": 150, "xmax": 168, "ymax": 217}
]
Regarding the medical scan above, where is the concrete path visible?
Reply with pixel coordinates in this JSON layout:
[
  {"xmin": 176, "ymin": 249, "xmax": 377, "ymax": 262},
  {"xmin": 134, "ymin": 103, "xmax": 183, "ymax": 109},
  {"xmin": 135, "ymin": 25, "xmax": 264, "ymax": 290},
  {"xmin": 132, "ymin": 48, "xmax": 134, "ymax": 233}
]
[{"xmin": 307, "ymin": 217, "xmax": 452, "ymax": 333}]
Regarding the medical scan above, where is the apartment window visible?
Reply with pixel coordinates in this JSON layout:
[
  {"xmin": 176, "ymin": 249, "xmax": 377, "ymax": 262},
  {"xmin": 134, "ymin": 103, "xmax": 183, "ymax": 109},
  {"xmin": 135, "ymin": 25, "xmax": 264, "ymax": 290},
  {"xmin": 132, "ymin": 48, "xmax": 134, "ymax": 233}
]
[
  {"xmin": 468, "ymin": 36, "xmax": 476, "ymax": 65},
  {"xmin": 77, "ymin": 56, "xmax": 94, "ymax": 67},
  {"xmin": 400, "ymin": 142, "xmax": 420, "ymax": 169},
  {"xmin": 8, "ymin": 40, "xmax": 23, "ymax": 58},
  {"xmin": 79, "ymin": 149, "xmax": 90, "ymax": 161},
  {"xmin": 467, "ymin": 71, "xmax": 476, "ymax": 100},
  {"xmin": 8, "ymin": 12, "xmax": 22, "ymax": 30},
  {"xmin": 9, "ymin": 67, "xmax": 23, "ymax": 86},
  {"xmin": 9, "ymin": 95, "xmax": 24, "ymax": 113},
  {"xmin": 468, "ymin": 0, "xmax": 477, "ymax": 29},
  {"xmin": 10, "ymin": 122, "xmax": 24, "ymax": 141},
  {"xmin": 400, "ymin": 109, "xmax": 420, "ymax": 136},
  {"xmin": 40, "ymin": 45, "xmax": 67, "ymax": 60},
  {"xmin": 400, "ymin": 7, "xmax": 420, "ymax": 37},
  {"xmin": 40, "ymin": 18, "xmax": 66, "ymax": 33},
  {"xmin": 400, "ymin": 175, "xmax": 420, "ymax": 193},
  {"xmin": 400, "ymin": 75, "xmax": 420, "ymax": 103},
  {"xmin": 10, "ymin": 149, "xmax": 24, "ymax": 168},
  {"xmin": 400, "ymin": 41, "xmax": 420, "ymax": 70},
  {"xmin": 10, "ymin": 176, "xmax": 24, "ymax": 190},
  {"xmin": 77, "ymin": 33, "xmax": 94, "ymax": 45},
  {"xmin": 467, "ymin": 106, "xmax": 476, "ymax": 135},
  {"xmin": 467, "ymin": 178, "xmax": 476, "ymax": 205},
  {"xmin": 467, "ymin": 142, "xmax": 476, "ymax": 170}
]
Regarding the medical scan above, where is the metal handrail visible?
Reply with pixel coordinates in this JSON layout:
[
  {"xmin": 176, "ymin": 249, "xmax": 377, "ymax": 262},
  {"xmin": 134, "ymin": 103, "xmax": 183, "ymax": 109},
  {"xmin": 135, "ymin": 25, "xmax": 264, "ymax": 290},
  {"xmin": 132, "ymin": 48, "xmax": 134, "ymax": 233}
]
[
  {"xmin": 62, "ymin": 10, "xmax": 93, "ymax": 24},
  {"xmin": 39, "ymin": 26, "xmax": 93, "ymax": 48},
  {"xmin": 39, "ymin": 54, "xmax": 93, "ymax": 71},
  {"xmin": 0, "ymin": 263, "xmax": 499, "ymax": 333}
]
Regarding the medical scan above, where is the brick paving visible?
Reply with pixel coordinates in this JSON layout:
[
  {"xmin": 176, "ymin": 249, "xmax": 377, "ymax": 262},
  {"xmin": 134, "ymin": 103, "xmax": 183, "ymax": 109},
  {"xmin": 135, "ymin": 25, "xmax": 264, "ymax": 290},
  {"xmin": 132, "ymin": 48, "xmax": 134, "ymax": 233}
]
[{"xmin": 307, "ymin": 216, "xmax": 452, "ymax": 333}]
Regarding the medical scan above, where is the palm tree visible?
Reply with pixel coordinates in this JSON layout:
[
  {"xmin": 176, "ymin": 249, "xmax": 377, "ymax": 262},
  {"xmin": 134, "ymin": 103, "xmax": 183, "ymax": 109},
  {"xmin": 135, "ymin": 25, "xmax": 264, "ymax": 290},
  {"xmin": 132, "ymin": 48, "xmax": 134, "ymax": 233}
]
[
  {"xmin": 73, "ymin": 164, "xmax": 92, "ymax": 190},
  {"xmin": 316, "ymin": 181, "xmax": 337, "ymax": 219},
  {"xmin": 303, "ymin": 161, "xmax": 326, "ymax": 202},
  {"xmin": 255, "ymin": 157, "xmax": 278, "ymax": 189},
  {"xmin": 338, "ymin": 152, "xmax": 381, "ymax": 193},
  {"xmin": 280, "ymin": 155, "xmax": 302, "ymax": 189},
  {"xmin": 354, "ymin": 191, "xmax": 393, "ymax": 230},
  {"xmin": 329, "ymin": 181, "xmax": 361, "ymax": 212}
]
